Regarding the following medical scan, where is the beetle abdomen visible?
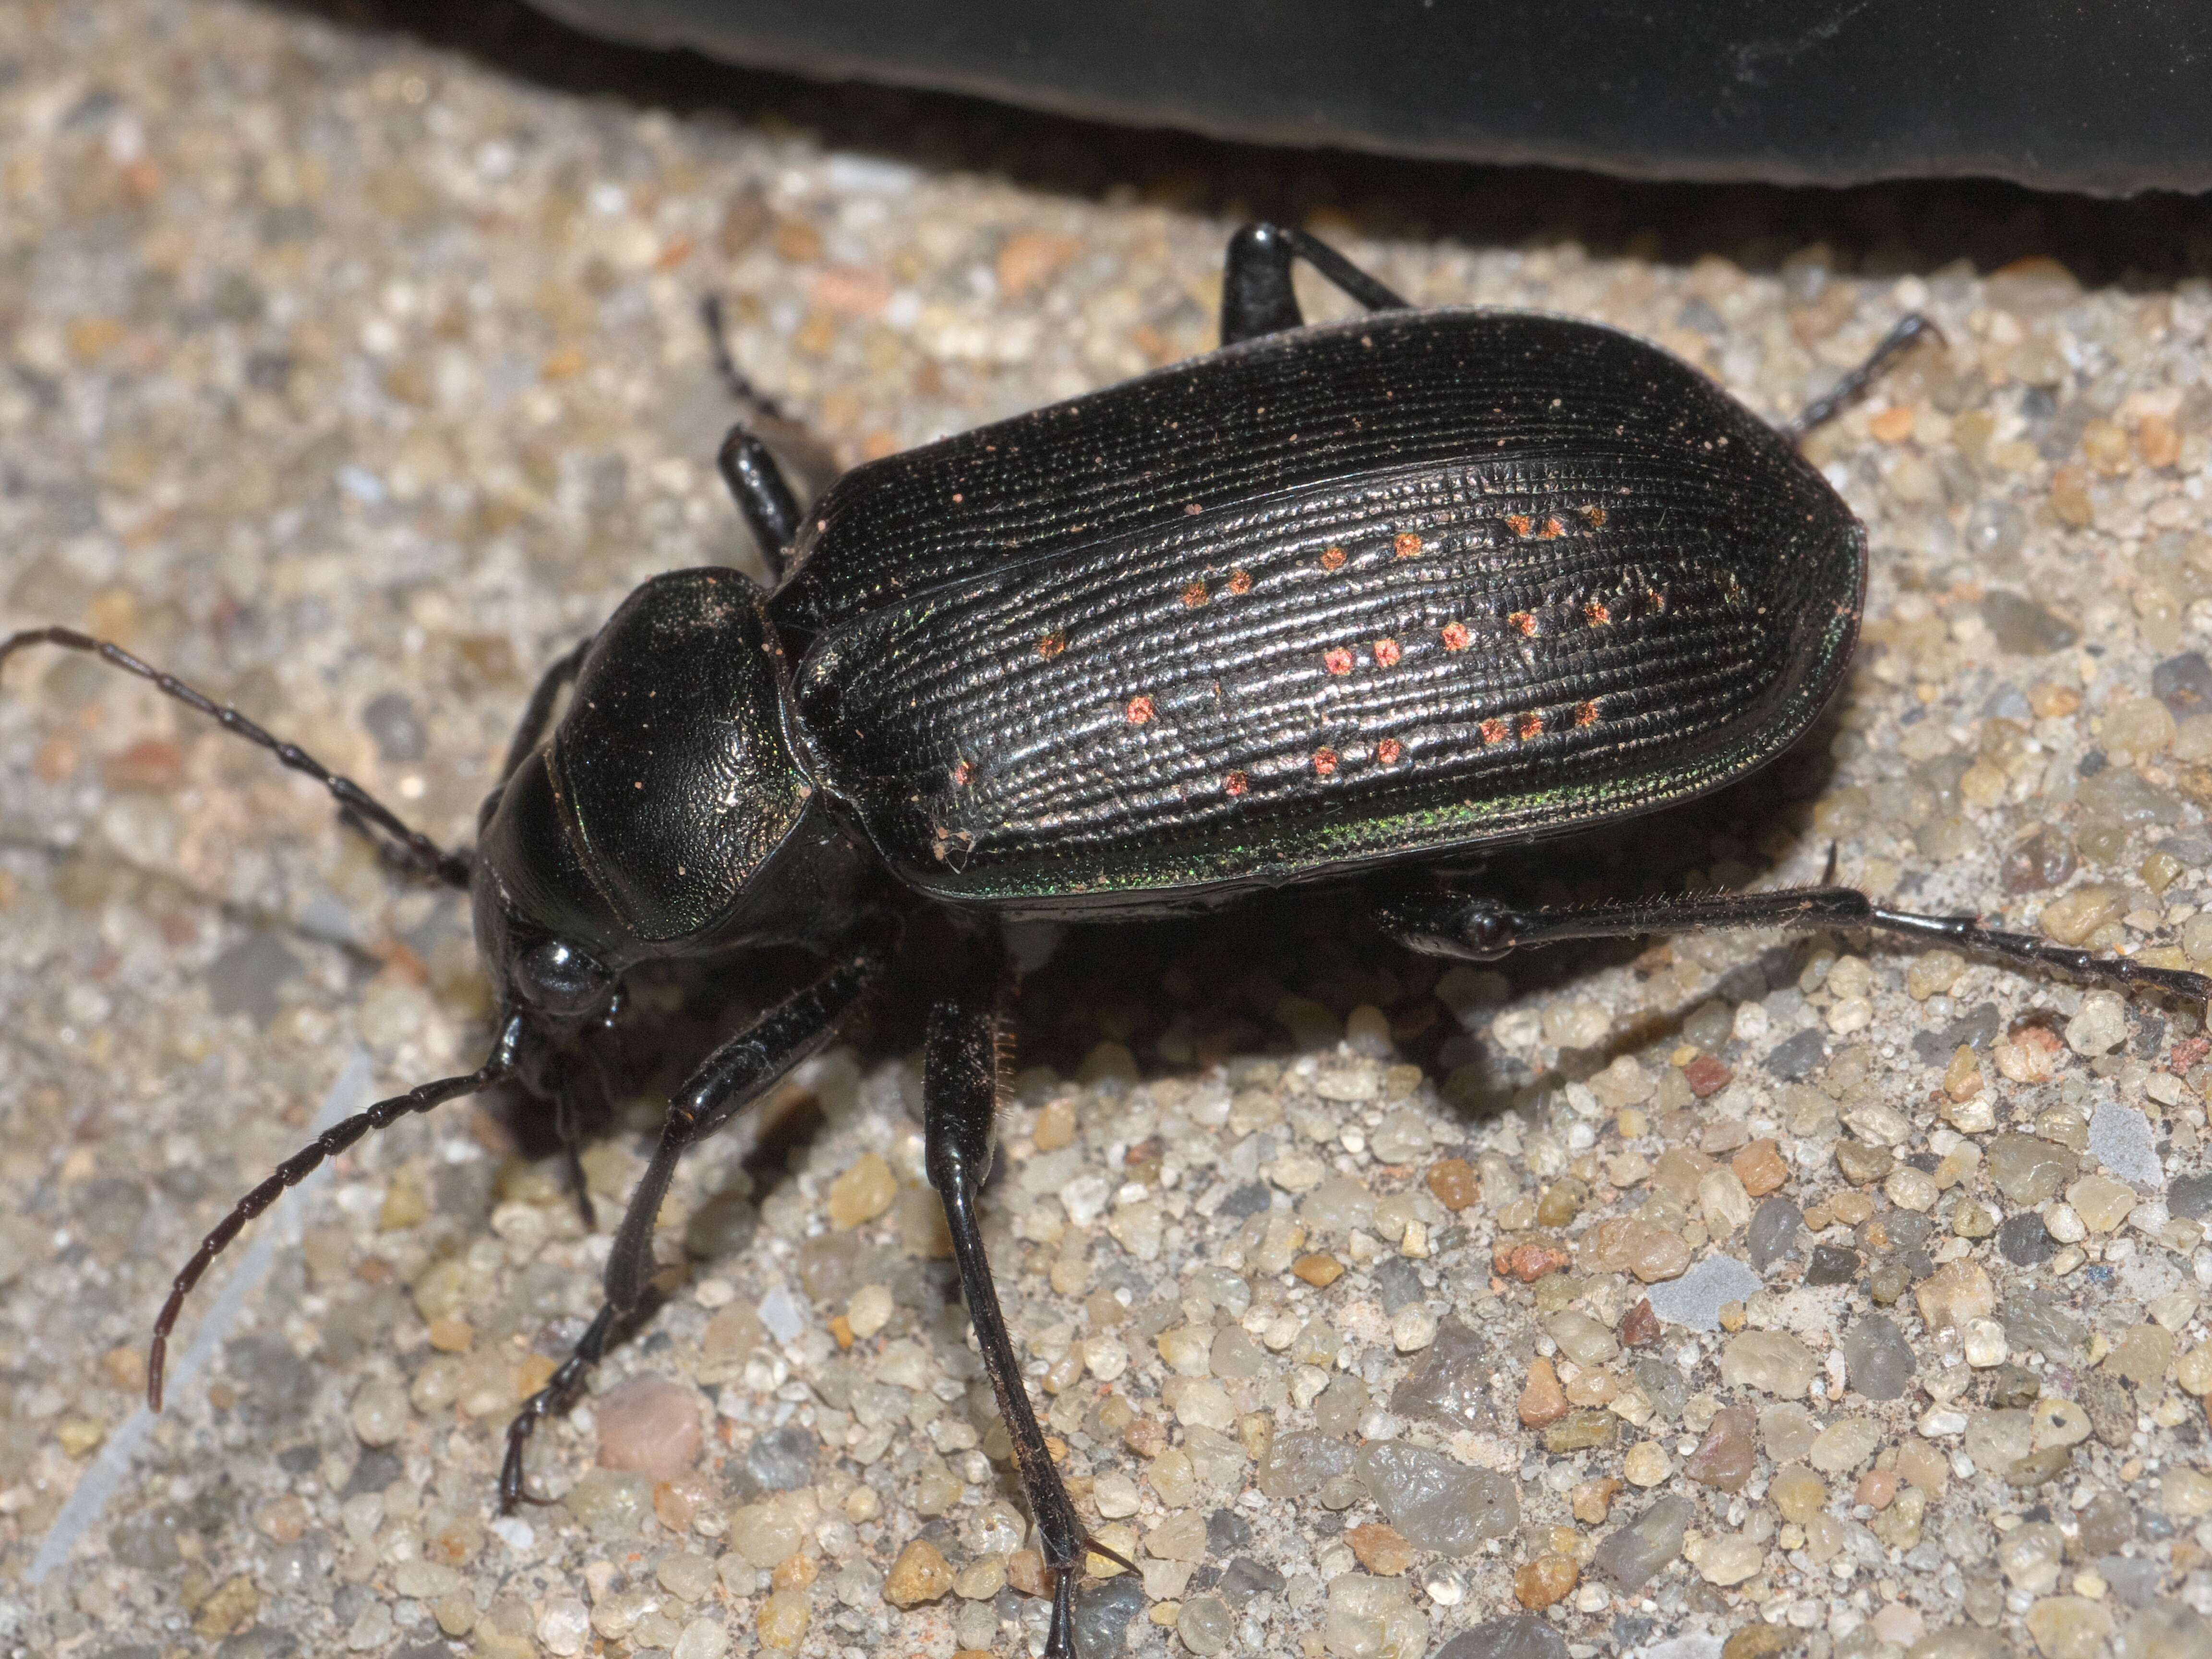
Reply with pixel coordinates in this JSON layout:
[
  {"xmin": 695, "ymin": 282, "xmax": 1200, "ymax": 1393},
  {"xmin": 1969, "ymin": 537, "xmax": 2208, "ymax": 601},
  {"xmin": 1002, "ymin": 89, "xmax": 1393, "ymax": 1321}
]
[{"xmin": 788, "ymin": 313, "xmax": 1860, "ymax": 911}]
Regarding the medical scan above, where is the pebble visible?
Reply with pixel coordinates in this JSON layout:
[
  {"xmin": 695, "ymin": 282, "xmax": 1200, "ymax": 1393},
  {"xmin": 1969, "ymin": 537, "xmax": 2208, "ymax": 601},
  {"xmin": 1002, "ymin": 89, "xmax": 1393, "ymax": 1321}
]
[
  {"xmin": 1806, "ymin": 1244, "xmax": 1861, "ymax": 1284},
  {"xmin": 883, "ymin": 1539, "xmax": 954, "ymax": 1606},
  {"xmin": 1433, "ymin": 1616, "xmax": 1568, "ymax": 1659},
  {"xmin": 1808, "ymin": 1417, "xmax": 1882, "ymax": 1473},
  {"xmin": 1694, "ymin": 1534, "xmax": 1764, "ymax": 1587},
  {"xmin": 827, "ymin": 1153, "xmax": 897, "ymax": 1227},
  {"xmin": 2064, "ymin": 992, "xmax": 2129, "ymax": 1057},
  {"xmin": 1962, "ymin": 1317, "xmax": 2009, "ymax": 1367},
  {"xmin": 1987, "ymin": 1133, "xmax": 2075, "ymax": 1204},
  {"xmin": 1346, "ymin": 1522, "xmax": 1415, "ymax": 1575},
  {"xmin": 1746, "ymin": 1197, "xmax": 1803, "ymax": 1272},
  {"xmin": 1623, "ymin": 1442, "xmax": 1672, "ymax": 1486},
  {"xmin": 1840, "ymin": 1314, "xmax": 1917, "ymax": 1399},
  {"xmin": 1999, "ymin": 1211, "xmax": 2061, "ymax": 1265},
  {"xmin": 1178, "ymin": 1596, "xmax": 1235, "ymax": 1656},
  {"xmin": 1916, "ymin": 1260, "xmax": 1996, "ymax": 1331},
  {"xmin": 1682, "ymin": 1406, "xmax": 1755, "ymax": 1491},
  {"xmin": 1643, "ymin": 1255, "xmax": 1764, "ymax": 1332},
  {"xmin": 1519, "ymin": 1358, "xmax": 1568, "ymax": 1427},
  {"xmin": 755, "ymin": 1591, "xmax": 810, "ymax": 1650},
  {"xmin": 1514, "ymin": 1553, "xmax": 1579, "ymax": 1609},
  {"xmin": 2024, "ymin": 1597, "xmax": 2113, "ymax": 1659},
  {"xmin": 1357, "ymin": 1442, "xmax": 1518, "ymax": 1553},
  {"xmin": 349, "ymin": 1378, "xmax": 408, "ymax": 1446},
  {"xmin": 595, "ymin": 1376, "xmax": 703, "ymax": 1481},
  {"xmin": 1591, "ymin": 1494, "xmax": 1692, "ymax": 1590},
  {"xmin": 1720, "ymin": 1330, "xmax": 1815, "ymax": 1397},
  {"xmin": 2067, "ymin": 1173, "xmax": 2137, "ymax": 1231},
  {"xmin": 2089, "ymin": 1100, "xmax": 2163, "ymax": 1187},
  {"xmin": 1769, "ymin": 1467, "xmax": 1825, "ymax": 1523}
]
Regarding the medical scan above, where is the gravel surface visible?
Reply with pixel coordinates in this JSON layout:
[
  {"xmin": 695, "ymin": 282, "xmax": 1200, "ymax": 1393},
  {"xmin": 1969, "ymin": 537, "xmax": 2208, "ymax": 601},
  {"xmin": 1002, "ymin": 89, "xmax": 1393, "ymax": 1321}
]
[{"xmin": 7, "ymin": 5, "xmax": 2212, "ymax": 1659}]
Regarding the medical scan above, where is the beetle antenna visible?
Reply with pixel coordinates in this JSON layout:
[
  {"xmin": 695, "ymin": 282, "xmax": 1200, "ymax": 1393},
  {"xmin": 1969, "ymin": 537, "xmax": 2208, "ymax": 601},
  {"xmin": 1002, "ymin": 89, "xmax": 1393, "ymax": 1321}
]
[
  {"xmin": 147, "ymin": 1015, "xmax": 527, "ymax": 1411},
  {"xmin": 1784, "ymin": 313, "xmax": 1945, "ymax": 442},
  {"xmin": 0, "ymin": 625, "xmax": 471, "ymax": 890}
]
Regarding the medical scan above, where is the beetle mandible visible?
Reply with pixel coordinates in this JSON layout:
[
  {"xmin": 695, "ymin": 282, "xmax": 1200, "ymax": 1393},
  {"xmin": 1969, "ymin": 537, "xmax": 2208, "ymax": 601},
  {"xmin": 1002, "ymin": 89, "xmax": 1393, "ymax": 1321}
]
[{"xmin": 6, "ymin": 223, "xmax": 2204, "ymax": 1659}]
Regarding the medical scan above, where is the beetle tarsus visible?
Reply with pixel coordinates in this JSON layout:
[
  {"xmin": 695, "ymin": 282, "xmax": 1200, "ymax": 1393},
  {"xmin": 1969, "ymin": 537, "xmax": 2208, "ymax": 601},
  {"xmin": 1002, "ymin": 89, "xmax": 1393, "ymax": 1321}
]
[{"xmin": 1786, "ymin": 311, "xmax": 1946, "ymax": 440}]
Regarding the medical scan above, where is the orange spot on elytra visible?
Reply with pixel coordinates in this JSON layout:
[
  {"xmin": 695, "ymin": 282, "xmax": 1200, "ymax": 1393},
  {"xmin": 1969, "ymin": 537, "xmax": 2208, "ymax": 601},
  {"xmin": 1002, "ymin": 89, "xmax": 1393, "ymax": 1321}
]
[
  {"xmin": 1125, "ymin": 695, "xmax": 1154, "ymax": 725},
  {"xmin": 1581, "ymin": 505, "xmax": 1608, "ymax": 529},
  {"xmin": 1393, "ymin": 532, "xmax": 1423, "ymax": 558},
  {"xmin": 1538, "ymin": 517, "xmax": 1564, "ymax": 538},
  {"xmin": 1181, "ymin": 580, "xmax": 1209, "ymax": 609},
  {"xmin": 1584, "ymin": 601, "xmax": 1611, "ymax": 626},
  {"xmin": 1372, "ymin": 638, "xmax": 1401, "ymax": 668},
  {"xmin": 1504, "ymin": 515, "xmax": 1532, "ymax": 537},
  {"xmin": 1037, "ymin": 630, "xmax": 1067, "ymax": 660},
  {"xmin": 1227, "ymin": 568, "xmax": 1253, "ymax": 594},
  {"xmin": 1441, "ymin": 621, "xmax": 1471, "ymax": 651},
  {"xmin": 1508, "ymin": 611, "xmax": 1537, "ymax": 637},
  {"xmin": 1574, "ymin": 700, "xmax": 1599, "ymax": 728},
  {"xmin": 1518, "ymin": 712, "xmax": 1544, "ymax": 740},
  {"xmin": 1323, "ymin": 648, "xmax": 1355, "ymax": 676},
  {"xmin": 1376, "ymin": 737, "xmax": 1403, "ymax": 764},
  {"xmin": 1312, "ymin": 748, "xmax": 1339, "ymax": 777},
  {"xmin": 1319, "ymin": 546, "xmax": 1347, "ymax": 571},
  {"xmin": 1480, "ymin": 718, "xmax": 1510, "ymax": 745},
  {"xmin": 1223, "ymin": 770, "xmax": 1249, "ymax": 796}
]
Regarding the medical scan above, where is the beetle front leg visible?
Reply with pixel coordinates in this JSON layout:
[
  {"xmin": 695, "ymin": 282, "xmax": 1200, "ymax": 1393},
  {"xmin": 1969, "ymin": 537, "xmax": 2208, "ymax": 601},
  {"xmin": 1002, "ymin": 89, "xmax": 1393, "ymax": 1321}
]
[
  {"xmin": 924, "ymin": 1002, "xmax": 1131, "ymax": 1659},
  {"xmin": 1376, "ymin": 883, "xmax": 2212, "ymax": 1007},
  {"xmin": 1220, "ymin": 222, "xmax": 1412, "ymax": 346},
  {"xmin": 499, "ymin": 948, "xmax": 884, "ymax": 1511}
]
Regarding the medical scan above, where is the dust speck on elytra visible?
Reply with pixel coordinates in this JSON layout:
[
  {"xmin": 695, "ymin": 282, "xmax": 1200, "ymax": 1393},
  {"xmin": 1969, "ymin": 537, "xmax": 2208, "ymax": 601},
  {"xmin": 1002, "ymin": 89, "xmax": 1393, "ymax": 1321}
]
[
  {"xmin": 1319, "ymin": 546, "xmax": 1346, "ymax": 571},
  {"xmin": 1324, "ymin": 648, "xmax": 1355, "ymax": 676},
  {"xmin": 1441, "ymin": 621, "xmax": 1471, "ymax": 651},
  {"xmin": 1312, "ymin": 747, "xmax": 1339, "ymax": 776},
  {"xmin": 1223, "ymin": 770, "xmax": 1248, "ymax": 796},
  {"xmin": 1376, "ymin": 736, "xmax": 1403, "ymax": 763},
  {"xmin": 1373, "ymin": 638, "xmax": 1401, "ymax": 667},
  {"xmin": 1125, "ymin": 695, "xmax": 1154, "ymax": 725}
]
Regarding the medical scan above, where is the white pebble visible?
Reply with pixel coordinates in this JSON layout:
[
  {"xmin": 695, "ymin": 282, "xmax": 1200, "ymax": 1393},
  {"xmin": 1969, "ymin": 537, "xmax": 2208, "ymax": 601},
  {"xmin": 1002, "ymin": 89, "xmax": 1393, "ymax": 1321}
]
[
  {"xmin": 538, "ymin": 1598, "xmax": 590, "ymax": 1658},
  {"xmin": 1391, "ymin": 1306, "xmax": 1439, "ymax": 1353},
  {"xmin": 2044, "ymin": 1204, "xmax": 2087, "ymax": 1244}
]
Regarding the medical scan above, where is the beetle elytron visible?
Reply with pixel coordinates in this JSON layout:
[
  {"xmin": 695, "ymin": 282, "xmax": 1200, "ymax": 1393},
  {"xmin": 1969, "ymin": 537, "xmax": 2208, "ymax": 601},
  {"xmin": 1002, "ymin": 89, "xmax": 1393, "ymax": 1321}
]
[{"xmin": 7, "ymin": 225, "xmax": 2200, "ymax": 1659}]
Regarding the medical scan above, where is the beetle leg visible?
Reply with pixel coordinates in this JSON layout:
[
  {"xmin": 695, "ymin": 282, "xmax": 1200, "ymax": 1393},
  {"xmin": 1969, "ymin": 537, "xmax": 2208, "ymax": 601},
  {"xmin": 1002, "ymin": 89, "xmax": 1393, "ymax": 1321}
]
[
  {"xmin": 1784, "ymin": 313, "xmax": 1944, "ymax": 441},
  {"xmin": 716, "ymin": 425, "xmax": 805, "ymax": 579},
  {"xmin": 496, "ymin": 635, "xmax": 593, "ymax": 783},
  {"xmin": 925, "ymin": 1001, "xmax": 1130, "ymax": 1659},
  {"xmin": 498, "ymin": 949, "xmax": 884, "ymax": 1512},
  {"xmin": 1220, "ymin": 222, "xmax": 1412, "ymax": 346},
  {"xmin": 1377, "ymin": 884, "xmax": 2212, "ymax": 1008}
]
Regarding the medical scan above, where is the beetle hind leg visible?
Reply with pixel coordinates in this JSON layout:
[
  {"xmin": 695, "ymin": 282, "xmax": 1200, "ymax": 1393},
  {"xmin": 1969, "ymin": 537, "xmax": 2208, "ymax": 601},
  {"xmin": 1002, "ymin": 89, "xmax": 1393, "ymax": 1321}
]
[
  {"xmin": 924, "ymin": 1000, "xmax": 1130, "ymax": 1657},
  {"xmin": 1376, "ymin": 882, "xmax": 2212, "ymax": 1010},
  {"xmin": 1220, "ymin": 222, "xmax": 1412, "ymax": 346}
]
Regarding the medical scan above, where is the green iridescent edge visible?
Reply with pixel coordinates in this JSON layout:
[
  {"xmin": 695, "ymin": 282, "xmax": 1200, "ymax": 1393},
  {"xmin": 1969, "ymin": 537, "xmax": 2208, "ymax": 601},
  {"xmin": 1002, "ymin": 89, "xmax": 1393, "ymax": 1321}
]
[{"xmin": 905, "ymin": 598, "xmax": 1860, "ymax": 912}]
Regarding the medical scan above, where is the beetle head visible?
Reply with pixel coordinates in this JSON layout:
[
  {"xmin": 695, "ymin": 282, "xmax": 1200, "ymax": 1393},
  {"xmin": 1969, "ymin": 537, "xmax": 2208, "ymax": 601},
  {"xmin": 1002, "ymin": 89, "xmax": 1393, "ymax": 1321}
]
[{"xmin": 471, "ymin": 567, "xmax": 813, "ymax": 1025}]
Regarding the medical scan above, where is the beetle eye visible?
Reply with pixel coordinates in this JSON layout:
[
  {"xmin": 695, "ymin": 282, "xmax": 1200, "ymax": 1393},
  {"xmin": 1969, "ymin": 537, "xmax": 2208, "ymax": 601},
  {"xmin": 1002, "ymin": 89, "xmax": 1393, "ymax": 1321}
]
[{"xmin": 515, "ymin": 939, "xmax": 612, "ymax": 1015}]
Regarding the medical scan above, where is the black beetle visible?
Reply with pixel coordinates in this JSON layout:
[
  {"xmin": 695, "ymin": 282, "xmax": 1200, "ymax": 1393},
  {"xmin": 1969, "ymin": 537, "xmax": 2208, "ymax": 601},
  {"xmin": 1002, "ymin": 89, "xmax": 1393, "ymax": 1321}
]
[{"xmin": 6, "ymin": 223, "xmax": 2203, "ymax": 1658}]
